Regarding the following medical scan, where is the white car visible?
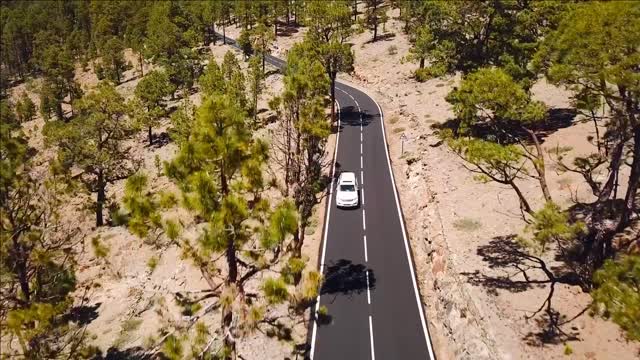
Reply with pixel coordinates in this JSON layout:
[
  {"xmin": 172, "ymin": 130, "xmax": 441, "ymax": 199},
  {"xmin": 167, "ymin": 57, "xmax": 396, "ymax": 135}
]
[{"xmin": 336, "ymin": 172, "xmax": 359, "ymax": 208}]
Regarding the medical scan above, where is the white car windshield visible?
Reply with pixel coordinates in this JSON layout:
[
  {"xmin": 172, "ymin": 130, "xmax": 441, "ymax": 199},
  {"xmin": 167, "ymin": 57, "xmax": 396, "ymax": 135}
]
[{"xmin": 340, "ymin": 184, "xmax": 356, "ymax": 192}]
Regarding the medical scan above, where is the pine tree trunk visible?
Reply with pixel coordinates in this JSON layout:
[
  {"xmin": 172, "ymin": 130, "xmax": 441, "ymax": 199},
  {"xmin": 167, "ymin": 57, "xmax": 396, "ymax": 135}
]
[
  {"xmin": 525, "ymin": 128, "xmax": 552, "ymax": 203},
  {"xmin": 56, "ymin": 101, "xmax": 64, "ymax": 121},
  {"xmin": 293, "ymin": 228, "xmax": 303, "ymax": 259},
  {"xmin": 96, "ymin": 170, "xmax": 105, "ymax": 227},
  {"xmin": 419, "ymin": 57, "xmax": 425, "ymax": 69},
  {"xmin": 148, "ymin": 126, "xmax": 153, "ymax": 146},
  {"xmin": 285, "ymin": 116, "xmax": 292, "ymax": 196},
  {"xmin": 353, "ymin": 0, "xmax": 358, "ymax": 22},
  {"xmin": 508, "ymin": 179, "xmax": 533, "ymax": 215},
  {"xmin": 222, "ymin": 215, "xmax": 238, "ymax": 360},
  {"xmin": 330, "ymin": 74, "xmax": 336, "ymax": 122},
  {"xmin": 373, "ymin": 3, "xmax": 379, "ymax": 41},
  {"xmin": 618, "ymin": 126, "xmax": 640, "ymax": 230},
  {"xmin": 373, "ymin": 20, "xmax": 378, "ymax": 41},
  {"xmin": 211, "ymin": 22, "xmax": 216, "ymax": 45},
  {"xmin": 16, "ymin": 244, "xmax": 30, "ymax": 302},
  {"xmin": 220, "ymin": 162, "xmax": 236, "ymax": 358},
  {"xmin": 223, "ymin": 25, "xmax": 227, "ymax": 45},
  {"xmin": 139, "ymin": 52, "xmax": 144, "ymax": 76},
  {"xmin": 286, "ymin": 2, "xmax": 290, "ymax": 25},
  {"xmin": 597, "ymin": 139, "xmax": 625, "ymax": 203}
]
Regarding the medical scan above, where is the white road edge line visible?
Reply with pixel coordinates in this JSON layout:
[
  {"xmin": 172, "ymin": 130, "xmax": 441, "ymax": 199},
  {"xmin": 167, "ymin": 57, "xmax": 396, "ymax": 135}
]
[
  {"xmin": 369, "ymin": 316, "xmax": 376, "ymax": 360},
  {"xmin": 373, "ymin": 93, "xmax": 436, "ymax": 360},
  {"xmin": 361, "ymin": 142, "xmax": 363, "ymax": 154},
  {"xmin": 360, "ymin": 155, "xmax": 363, "ymax": 168},
  {"xmin": 361, "ymin": 189, "xmax": 365, "ymax": 205},
  {"xmin": 361, "ymin": 170, "xmax": 364, "ymax": 185},
  {"xmin": 310, "ymin": 101, "xmax": 341, "ymax": 359}
]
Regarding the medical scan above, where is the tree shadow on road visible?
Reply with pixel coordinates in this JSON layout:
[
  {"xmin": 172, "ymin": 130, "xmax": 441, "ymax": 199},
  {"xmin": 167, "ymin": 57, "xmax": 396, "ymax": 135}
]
[
  {"xmin": 337, "ymin": 105, "xmax": 374, "ymax": 129},
  {"xmin": 321, "ymin": 259, "xmax": 375, "ymax": 299}
]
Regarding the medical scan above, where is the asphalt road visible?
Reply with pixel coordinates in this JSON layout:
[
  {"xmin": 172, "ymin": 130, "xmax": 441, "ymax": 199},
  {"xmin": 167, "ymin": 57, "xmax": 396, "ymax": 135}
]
[{"xmin": 218, "ymin": 35, "xmax": 435, "ymax": 360}]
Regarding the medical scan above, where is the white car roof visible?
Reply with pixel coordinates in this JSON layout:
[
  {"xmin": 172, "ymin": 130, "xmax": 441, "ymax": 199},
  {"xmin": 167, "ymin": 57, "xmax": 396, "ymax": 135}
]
[{"xmin": 339, "ymin": 172, "xmax": 356, "ymax": 183}]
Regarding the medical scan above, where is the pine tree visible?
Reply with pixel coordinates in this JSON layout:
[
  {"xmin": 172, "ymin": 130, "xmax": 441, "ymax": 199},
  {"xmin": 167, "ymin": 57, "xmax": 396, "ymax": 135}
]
[
  {"xmin": 44, "ymin": 82, "xmax": 137, "ymax": 226},
  {"xmin": 168, "ymin": 99, "xmax": 196, "ymax": 146},
  {"xmin": 405, "ymin": 25, "xmax": 434, "ymax": 71},
  {"xmin": 534, "ymin": 0, "xmax": 640, "ymax": 268},
  {"xmin": 247, "ymin": 55, "xmax": 265, "ymax": 124},
  {"xmin": 162, "ymin": 94, "xmax": 319, "ymax": 358},
  {"xmin": 250, "ymin": 21, "xmax": 275, "ymax": 72},
  {"xmin": 165, "ymin": 47, "xmax": 203, "ymax": 97},
  {"xmin": 34, "ymin": 43, "xmax": 82, "ymax": 121},
  {"xmin": 97, "ymin": 36, "xmax": 127, "ymax": 83},
  {"xmin": 221, "ymin": 51, "xmax": 248, "ymax": 111},
  {"xmin": 592, "ymin": 255, "xmax": 640, "ymax": 341},
  {"xmin": 445, "ymin": 67, "xmax": 551, "ymax": 214},
  {"xmin": 132, "ymin": 70, "xmax": 175, "ymax": 145},
  {"xmin": 361, "ymin": 0, "xmax": 388, "ymax": 42},
  {"xmin": 15, "ymin": 92, "xmax": 37, "ymax": 123},
  {"xmin": 271, "ymin": 46, "xmax": 331, "ymax": 256},
  {"xmin": 1, "ymin": 105, "xmax": 96, "ymax": 359},
  {"xmin": 412, "ymin": 0, "xmax": 569, "ymax": 83},
  {"xmin": 145, "ymin": 2, "xmax": 182, "ymax": 64},
  {"xmin": 199, "ymin": 57, "xmax": 226, "ymax": 96},
  {"xmin": 304, "ymin": 1, "xmax": 354, "ymax": 121}
]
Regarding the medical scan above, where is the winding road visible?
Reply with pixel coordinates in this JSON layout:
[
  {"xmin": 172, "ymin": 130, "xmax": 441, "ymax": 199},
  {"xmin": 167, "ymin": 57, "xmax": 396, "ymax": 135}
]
[{"xmin": 220, "ymin": 35, "xmax": 435, "ymax": 360}]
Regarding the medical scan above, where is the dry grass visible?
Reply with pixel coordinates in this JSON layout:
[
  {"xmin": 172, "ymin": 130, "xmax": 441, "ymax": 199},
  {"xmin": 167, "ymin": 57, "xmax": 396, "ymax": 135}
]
[{"xmin": 452, "ymin": 218, "xmax": 482, "ymax": 232}]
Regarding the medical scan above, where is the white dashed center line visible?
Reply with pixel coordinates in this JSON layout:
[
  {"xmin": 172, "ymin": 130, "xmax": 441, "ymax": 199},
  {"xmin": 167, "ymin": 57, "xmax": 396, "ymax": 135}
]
[
  {"xmin": 364, "ymin": 235, "xmax": 368, "ymax": 262},
  {"xmin": 335, "ymin": 86, "xmax": 376, "ymax": 360},
  {"xmin": 369, "ymin": 316, "xmax": 376, "ymax": 360},
  {"xmin": 362, "ymin": 209, "xmax": 366, "ymax": 230},
  {"xmin": 365, "ymin": 268, "xmax": 371, "ymax": 304}
]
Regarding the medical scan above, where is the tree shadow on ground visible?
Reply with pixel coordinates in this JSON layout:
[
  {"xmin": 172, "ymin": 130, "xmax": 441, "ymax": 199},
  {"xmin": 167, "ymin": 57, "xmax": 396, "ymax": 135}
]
[
  {"xmin": 150, "ymin": 132, "xmax": 171, "ymax": 149},
  {"xmin": 321, "ymin": 259, "xmax": 375, "ymax": 298},
  {"xmin": 65, "ymin": 302, "xmax": 100, "ymax": 326},
  {"xmin": 93, "ymin": 347, "xmax": 158, "ymax": 360},
  {"xmin": 276, "ymin": 21, "xmax": 300, "ymax": 37},
  {"xmin": 461, "ymin": 235, "xmax": 587, "ymax": 346},
  {"xmin": 432, "ymin": 107, "xmax": 577, "ymax": 145},
  {"xmin": 364, "ymin": 32, "xmax": 396, "ymax": 44}
]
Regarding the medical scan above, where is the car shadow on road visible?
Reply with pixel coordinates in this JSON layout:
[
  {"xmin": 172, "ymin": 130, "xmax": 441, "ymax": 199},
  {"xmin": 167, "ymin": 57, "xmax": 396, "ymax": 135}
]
[{"xmin": 321, "ymin": 259, "xmax": 375, "ymax": 299}]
